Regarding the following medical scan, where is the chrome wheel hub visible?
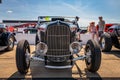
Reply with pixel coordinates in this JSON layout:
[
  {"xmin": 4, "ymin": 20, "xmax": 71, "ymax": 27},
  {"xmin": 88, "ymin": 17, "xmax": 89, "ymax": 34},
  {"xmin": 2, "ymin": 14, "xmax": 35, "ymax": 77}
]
[
  {"xmin": 25, "ymin": 49, "xmax": 30, "ymax": 66},
  {"xmin": 86, "ymin": 49, "xmax": 92, "ymax": 63},
  {"xmin": 9, "ymin": 38, "xmax": 13, "ymax": 48},
  {"xmin": 101, "ymin": 38, "xmax": 105, "ymax": 49}
]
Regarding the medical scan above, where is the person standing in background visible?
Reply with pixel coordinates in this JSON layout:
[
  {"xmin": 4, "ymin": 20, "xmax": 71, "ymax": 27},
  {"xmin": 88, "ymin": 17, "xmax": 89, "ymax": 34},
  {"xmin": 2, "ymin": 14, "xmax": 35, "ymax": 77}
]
[
  {"xmin": 73, "ymin": 16, "xmax": 82, "ymax": 42},
  {"xmin": 88, "ymin": 22, "xmax": 97, "ymax": 40},
  {"xmin": 97, "ymin": 16, "xmax": 106, "ymax": 38}
]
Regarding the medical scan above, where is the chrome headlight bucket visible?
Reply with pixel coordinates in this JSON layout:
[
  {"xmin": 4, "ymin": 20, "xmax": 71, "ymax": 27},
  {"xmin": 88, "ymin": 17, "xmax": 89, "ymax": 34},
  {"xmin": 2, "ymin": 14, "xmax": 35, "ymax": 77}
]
[
  {"xmin": 69, "ymin": 41, "xmax": 82, "ymax": 54},
  {"xmin": 36, "ymin": 42, "xmax": 48, "ymax": 56}
]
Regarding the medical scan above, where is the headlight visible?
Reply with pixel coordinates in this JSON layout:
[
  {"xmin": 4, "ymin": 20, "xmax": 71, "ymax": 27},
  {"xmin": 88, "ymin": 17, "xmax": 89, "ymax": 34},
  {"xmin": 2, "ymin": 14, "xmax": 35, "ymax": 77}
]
[
  {"xmin": 36, "ymin": 42, "xmax": 48, "ymax": 55},
  {"xmin": 69, "ymin": 41, "xmax": 82, "ymax": 54}
]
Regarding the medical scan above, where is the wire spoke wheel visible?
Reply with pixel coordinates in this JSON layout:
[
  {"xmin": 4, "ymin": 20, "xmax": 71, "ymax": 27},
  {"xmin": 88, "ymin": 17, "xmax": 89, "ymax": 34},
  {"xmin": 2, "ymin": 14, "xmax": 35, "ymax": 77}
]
[{"xmin": 85, "ymin": 46, "xmax": 92, "ymax": 65}]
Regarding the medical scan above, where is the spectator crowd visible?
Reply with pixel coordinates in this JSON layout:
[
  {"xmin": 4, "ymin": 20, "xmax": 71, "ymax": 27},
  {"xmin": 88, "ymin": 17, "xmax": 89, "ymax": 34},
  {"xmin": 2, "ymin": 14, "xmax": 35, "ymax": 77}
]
[{"xmin": 88, "ymin": 16, "xmax": 106, "ymax": 41}]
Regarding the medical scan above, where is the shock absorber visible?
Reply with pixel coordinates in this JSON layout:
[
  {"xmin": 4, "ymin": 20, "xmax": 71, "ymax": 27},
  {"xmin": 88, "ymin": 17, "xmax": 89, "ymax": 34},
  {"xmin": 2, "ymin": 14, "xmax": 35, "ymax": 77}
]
[{"xmin": 44, "ymin": 55, "xmax": 47, "ymax": 65}]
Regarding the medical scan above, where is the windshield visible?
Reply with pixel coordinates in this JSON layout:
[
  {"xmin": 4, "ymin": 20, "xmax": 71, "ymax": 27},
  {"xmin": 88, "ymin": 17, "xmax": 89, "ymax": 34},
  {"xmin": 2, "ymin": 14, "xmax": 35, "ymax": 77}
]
[
  {"xmin": 38, "ymin": 16, "xmax": 77, "ymax": 23},
  {"xmin": 36, "ymin": 16, "xmax": 78, "ymax": 28},
  {"xmin": 111, "ymin": 25, "xmax": 120, "ymax": 27}
]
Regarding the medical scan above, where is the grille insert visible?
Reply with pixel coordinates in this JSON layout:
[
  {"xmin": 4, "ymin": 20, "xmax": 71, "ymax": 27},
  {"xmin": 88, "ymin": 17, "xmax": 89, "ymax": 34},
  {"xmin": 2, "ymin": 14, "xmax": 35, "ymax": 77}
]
[{"xmin": 46, "ymin": 24, "xmax": 71, "ymax": 56}]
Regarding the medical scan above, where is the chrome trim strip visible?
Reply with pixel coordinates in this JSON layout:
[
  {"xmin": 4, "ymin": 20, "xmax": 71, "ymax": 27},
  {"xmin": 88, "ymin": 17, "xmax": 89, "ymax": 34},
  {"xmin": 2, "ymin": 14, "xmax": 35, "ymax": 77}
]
[
  {"xmin": 45, "ymin": 65, "xmax": 72, "ymax": 69},
  {"xmin": 46, "ymin": 55, "xmax": 71, "ymax": 57}
]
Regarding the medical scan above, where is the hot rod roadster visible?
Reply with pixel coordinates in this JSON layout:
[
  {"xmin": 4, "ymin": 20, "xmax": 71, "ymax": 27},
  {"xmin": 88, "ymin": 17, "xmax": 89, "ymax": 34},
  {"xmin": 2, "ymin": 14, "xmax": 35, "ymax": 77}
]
[{"xmin": 16, "ymin": 16, "xmax": 101, "ymax": 74}]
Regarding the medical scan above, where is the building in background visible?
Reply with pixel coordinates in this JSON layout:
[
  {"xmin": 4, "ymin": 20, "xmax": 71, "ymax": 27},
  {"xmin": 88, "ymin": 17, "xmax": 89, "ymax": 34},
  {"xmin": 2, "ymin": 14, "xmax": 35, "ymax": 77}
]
[{"xmin": 2, "ymin": 20, "xmax": 37, "ymax": 33}]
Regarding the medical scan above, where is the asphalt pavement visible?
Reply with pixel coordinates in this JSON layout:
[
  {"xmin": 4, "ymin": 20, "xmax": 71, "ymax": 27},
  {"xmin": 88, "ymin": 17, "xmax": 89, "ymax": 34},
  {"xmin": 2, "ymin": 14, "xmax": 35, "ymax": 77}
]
[{"xmin": 0, "ymin": 45, "xmax": 120, "ymax": 79}]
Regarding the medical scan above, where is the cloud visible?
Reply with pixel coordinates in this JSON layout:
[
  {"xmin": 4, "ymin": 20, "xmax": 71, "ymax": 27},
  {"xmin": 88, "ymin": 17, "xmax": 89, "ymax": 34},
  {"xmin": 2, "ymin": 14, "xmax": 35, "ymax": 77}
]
[
  {"xmin": 7, "ymin": 10, "xmax": 13, "ymax": 13},
  {"xmin": 106, "ymin": 0, "xmax": 120, "ymax": 8},
  {"xmin": 62, "ymin": 2, "xmax": 80, "ymax": 13},
  {"xmin": 62, "ymin": 2, "xmax": 100, "ymax": 26},
  {"xmin": 61, "ymin": 1, "xmax": 120, "ymax": 26}
]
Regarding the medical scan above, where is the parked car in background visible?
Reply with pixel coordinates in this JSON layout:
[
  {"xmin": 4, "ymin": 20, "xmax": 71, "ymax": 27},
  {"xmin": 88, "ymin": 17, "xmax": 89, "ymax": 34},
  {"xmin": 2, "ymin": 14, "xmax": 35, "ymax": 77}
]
[
  {"xmin": 7, "ymin": 26, "xmax": 15, "ymax": 33},
  {"xmin": 0, "ymin": 24, "xmax": 16, "ymax": 51},
  {"xmin": 96, "ymin": 23, "xmax": 119, "ymax": 32},
  {"xmin": 99, "ymin": 24, "xmax": 120, "ymax": 52}
]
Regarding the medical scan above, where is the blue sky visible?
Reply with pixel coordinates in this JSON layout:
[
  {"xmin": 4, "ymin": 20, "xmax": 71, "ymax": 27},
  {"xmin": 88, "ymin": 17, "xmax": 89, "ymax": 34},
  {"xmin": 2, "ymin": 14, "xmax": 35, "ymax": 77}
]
[{"xmin": 0, "ymin": 0, "xmax": 120, "ymax": 26}]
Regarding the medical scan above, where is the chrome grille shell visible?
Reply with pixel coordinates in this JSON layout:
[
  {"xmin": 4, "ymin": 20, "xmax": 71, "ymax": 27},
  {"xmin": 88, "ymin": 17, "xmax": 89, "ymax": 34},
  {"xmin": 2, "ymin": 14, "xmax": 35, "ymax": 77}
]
[{"xmin": 46, "ymin": 21, "xmax": 71, "ymax": 62}]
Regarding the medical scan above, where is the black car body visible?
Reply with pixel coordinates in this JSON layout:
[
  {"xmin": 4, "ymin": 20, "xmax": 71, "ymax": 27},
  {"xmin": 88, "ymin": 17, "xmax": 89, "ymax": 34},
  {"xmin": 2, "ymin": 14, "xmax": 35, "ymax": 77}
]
[
  {"xmin": 16, "ymin": 16, "xmax": 101, "ymax": 74},
  {"xmin": 0, "ymin": 24, "xmax": 16, "ymax": 51},
  {"xmin": 100, "ymin": 24, "xmax": 120, "ymax": 52}
]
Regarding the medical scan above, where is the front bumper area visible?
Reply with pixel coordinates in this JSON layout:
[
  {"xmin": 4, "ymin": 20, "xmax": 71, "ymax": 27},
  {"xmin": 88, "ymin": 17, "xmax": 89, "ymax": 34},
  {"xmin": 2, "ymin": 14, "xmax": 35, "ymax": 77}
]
[{"xmin": 29, "ymin": 53, "xmax": 86, "ymax": 69}]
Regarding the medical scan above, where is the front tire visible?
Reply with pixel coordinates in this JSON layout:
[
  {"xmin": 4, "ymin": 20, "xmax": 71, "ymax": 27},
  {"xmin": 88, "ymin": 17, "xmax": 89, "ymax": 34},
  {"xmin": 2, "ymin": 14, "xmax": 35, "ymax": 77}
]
[
  {"xmin": 99, "ymin": 33, "xmax": 112, "ymax": 52},
  {"xmin": 16, "ymin": 40, "xmax": 30, "ymax": 74},
  {"xmin": 85, "ymin": 39, "xmax": 101, "ymax": 72}
]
